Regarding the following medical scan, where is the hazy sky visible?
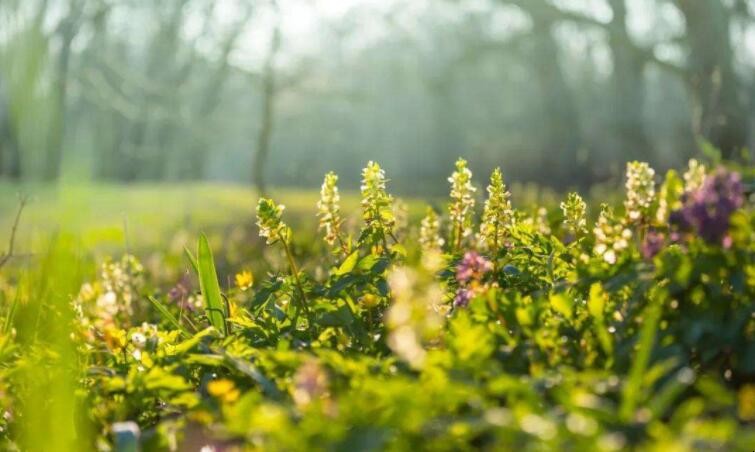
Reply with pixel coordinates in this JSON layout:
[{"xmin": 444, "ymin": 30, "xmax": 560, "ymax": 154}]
[{"xmin": 204, "ymin": 0, "xmax": 755, "ymax": 74}]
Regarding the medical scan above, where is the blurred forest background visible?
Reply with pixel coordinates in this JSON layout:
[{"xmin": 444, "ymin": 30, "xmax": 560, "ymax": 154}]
[{"xmin": 1, "ymin": 0, "xmax": 754, "ymax": 195}]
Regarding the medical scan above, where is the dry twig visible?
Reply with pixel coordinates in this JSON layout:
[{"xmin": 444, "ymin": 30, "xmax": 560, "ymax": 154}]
[{"xmin": 0, "ymin": 195, "xmax": 29, "ymax": 270}]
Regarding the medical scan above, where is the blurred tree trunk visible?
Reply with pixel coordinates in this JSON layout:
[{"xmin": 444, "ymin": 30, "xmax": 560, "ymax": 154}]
[
  {"xmin": 86, "ymin": 2, "xmax": 120, "ymax": 181},
  {"xmin": 528, "ymin": 14, "xmax": 585, "ymax": 187},
  {"xmin": 253, "ymin": 9, "xmax": 281, "ymax": 196},
  {"xmin": 44, "ymin": 1, "xmax": 83, "ymax": 181},
  {"xmin": 607, "ymin": 0, "xmax": 652, "ymax": 162},
  {"xmin": 182, "ymin": 4, "xmax": 251, "ymax": 179},
  {"xmin": 119, "ymin": 0, "xmax": 187, "ymax": 181},
  {"xmin": 0, "ymin": 84, "xmax": 21, "ymax": 179},
  {"xmin": 674, "ymin": 0, "xmax": 748, "ymax": 158}
]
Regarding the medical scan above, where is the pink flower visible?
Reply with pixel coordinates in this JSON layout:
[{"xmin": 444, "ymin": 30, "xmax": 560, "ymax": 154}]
[{"xmin": 456, "ymin": 252, "xmax": 493, "ymax": 284}]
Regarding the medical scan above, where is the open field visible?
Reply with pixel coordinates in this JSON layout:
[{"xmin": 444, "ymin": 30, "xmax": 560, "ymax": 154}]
[{"xmin": 0, "ymin": 183, "xmax": 303, "ymax": 250}]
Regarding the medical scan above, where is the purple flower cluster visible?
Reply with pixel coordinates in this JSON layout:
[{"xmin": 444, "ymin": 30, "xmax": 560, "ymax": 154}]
[
  {"xmin": 168, "ymin": 274, "xmax": 196, "ymax": 311},
  {"xmin": 454, "ymin": 252, "xmax": 492, "ymax": 308},
  {"xmin": 453, "ymin": 288, "xmax": 473, "ymax": 308},
  {"xmin": 456, "ymin": 251, "xmax": 493, "ymax": 284},
  {"xmin": 641, "ymin": 230, "xmax": 665, "ymax": 260},
  {"xmin": 168, "ymin": 283, "xmax": 188, "ymax": 303},
  {"xmin": 670, "ymin": 168, "xmax": 744, "ymax": 246}
]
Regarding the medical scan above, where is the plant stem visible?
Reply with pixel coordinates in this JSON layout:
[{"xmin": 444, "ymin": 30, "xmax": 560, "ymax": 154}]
[
  {"xmin": 454, "ymin": 221, "xmax": 462, "ymax": 252},
  {"xmin": 336, "ymin": 234, "xmax": 349, "ymax": 256},
  {"xmin": 282, "ymin": 238, "xmax": 310, "ymax": 324}
]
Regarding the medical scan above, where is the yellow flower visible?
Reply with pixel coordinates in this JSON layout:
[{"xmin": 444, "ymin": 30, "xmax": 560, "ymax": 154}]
[
  {"xmin": 360, "ymin": 293, "xmax": 380, "ymax": 308},
  {"xmin": 739, "ymin": 384, "xmax": 755, "ymax": 421},
  {"xmin": 207, "ymin": 378, "xmax": 240, "ymax": 403},
  {"xmin": 235, "ymin": 270, "xmax": 254, "ymax": 291}
]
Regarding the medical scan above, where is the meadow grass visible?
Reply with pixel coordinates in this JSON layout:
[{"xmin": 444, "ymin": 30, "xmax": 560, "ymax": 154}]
[{"xmin": 0, "ymin": 182, "xmax": 424, "ymax": 252}]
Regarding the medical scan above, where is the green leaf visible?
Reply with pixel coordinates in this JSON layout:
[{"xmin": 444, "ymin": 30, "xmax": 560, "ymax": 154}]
[
  {"xmin": 335, "ymin": 250, "xmax": 360, "ymax": 276},
  {"xmin": 587, "ymin": 283, "xmax": 606, "ymax": 319},
  {"xmin": 369, "ymin": 257, "xmax": 391, "ymax": 275},
  {"xmin": 184, "ymin": 353, "xmax": 226, "ymax": 367},
  {"xmin": 328, "ymin": 274, "xmax": 358, "ymax": 297},
  {"xmin": 449, "ymin": 311, "xmax": 494, "ymax": 367},
  {"xmin": 390, "ymin": 243, "xmax": 407, "ymax": 257},
  {"xmin": 166, "ymin": 327, "xmax": 218, "ymax": 355},
  {"xmin": 549, "ymin": 293, "xmax": 572, "ymax": 320},
  {"xmin": 184, "ymin": 246, "xmax": 198, "ymax": 273},
  {"xmin": 144, "ymin": 367, "xmax": 192, "ymax": 391},
  {"xmin": 197, "ymin": 234, "xmax": 227, "ymax": 336},
  {"xmin": 357, "ymin": 254, "xmax": 379, "ymax": 272},
  {"xmin": 3, "ymin": 287, "xmax": 20, "ymax": 334},
  {"xmin": 316, "ymin": 304, "xmax": 355, "ymax": 328},
  {"xmin": 219, "ymin": 349, "xmax": 281, "ymax": 399},
  {"xmin": 587, "ymin": 282, "xmax": 613, "ymax": 356},
  {"xmin": 148, "ymin": 296, "xmax": 191, "ymax": 338}
]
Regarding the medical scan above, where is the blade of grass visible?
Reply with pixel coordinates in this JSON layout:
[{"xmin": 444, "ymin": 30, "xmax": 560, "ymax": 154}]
[
  {"xmin": 197, "ymin": 234, "xmax": 227, "ymax": 336},
  {"xmin": 3, "ymin": 284, "xmax": 21, "ymax": 334},
  {"xmin": 620, "ymin": 287, "xmax": 665, "ymax": 422},
  {"xmin": 148, "ymin": 296, "xmax": 191, "ymax": 338},
  {"xmin": 184, "ymin": 246, "xmax": 199, "ymax": 273}
]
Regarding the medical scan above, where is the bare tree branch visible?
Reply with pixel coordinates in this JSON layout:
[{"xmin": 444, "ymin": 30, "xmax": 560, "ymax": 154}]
[
  {"xmin": 0, "ymin": 194, "xmax": 28, "ymax": 270},
  {"xmin": 500, "ymin": 0, "xmax": 688, "ymax": 80}
]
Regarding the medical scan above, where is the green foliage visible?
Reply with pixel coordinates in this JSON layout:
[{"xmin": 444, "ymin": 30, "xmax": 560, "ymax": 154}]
[
  {"xmin": 0, "ymin": 158, "xmax": 753, "ymax": 450},
  {"xmin": 197, "ymin": 234, "xmax": 227, "ymax": 336}
]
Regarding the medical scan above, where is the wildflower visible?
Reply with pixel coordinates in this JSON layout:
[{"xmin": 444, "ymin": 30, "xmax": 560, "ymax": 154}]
[
  {"xmin": 535, "ymin": 207, "xmax": 551, "ymax": 235},
  {"xmin": 386, "ymin": 267, "xmax": 444, "ymax": 368},
  {"xmin": 561, "ymin": 192, "xmax": 587, "ymax": 235},
  {"xmin": 359, "ymin": 293, "xmax": 380, "ymax": 308},
  {"xmin": 419, "ymin": 207, "xmax": 444, "ymax": 253},
  {"xmin": 71, "ymin": 256, "xmax": 144, "ymax": 340},
  {"xmin": 388, "ymin": 326, "xmax": 426, "ymax": 369},
  {"xmin": 292, "ymin": 360, "xmax": 329, "ymax": 408},
  {"xmin": 670, "ymin": 168, "xmax": 744, "ymax": 245},
  {"xmin": 479, "ymin": 168, "xmax": 513, "ymax": 254},
  {"xmin": 126, "ymin": 324, "xmax": 158, "ymax": 360},
  {"xmin": 655, "ymin": 170, "xmax": 684, "ymax": 224},
  {"xmin": 258, "ymin": 198, "xmax": 309, "ymax": 319},
  {"xmin": 683, "ymin": 159, "xmax": 707, "ymax": 192},
  {"xmin": 453, "ymin": 252, "xmax": 492, "ymax": 310},
  {"xmin": 96, "ymin": 291, "xmax": 119, "ymax": 320},
  {"xmin": 317, "ymin": 172, "xmax": 343, "ymax": 247},
  {"xmin": 640, "ymin": 230, "xmax": 665, "ymax": 260},
  {"xmin": 130, "ymin": 332, "xmax": 147, "ymax": 349},
  {"xmin": 453, "ymin": 288, "xmax": 473, "ymax": 308},
  {"xmin": 256, "ymin": 198, "xmax": 289, "ymax": 245},
  {"xmin": 393, "ymin": 198, "xmax": 410, "ymax": 236},
  {"xmin": 235, "ymin": 270, "xmax": 254, "ymax": 291},
  {"xmin": 448, "ymin": 158, "xmax": 477, "ymax": 250},
  {"xmin": 101, "ymin": 255, "xmax": 144, "ymax": 319},
  {"xmin": 593, "ymin": 204, "xmax": 632, "ymax": 264},
  {"xmin": 456, "ymin": 251, "xmax": 493, "ymax": 284},
  {"xmin": 168, "ymin": 279, "xmax": 189, "ymax": 304},
  {"xmin": 360, "ymin": 161, "xmax": 395, "ymax": 244},
  {"xmin": 624, "ymin": 161, "xmax": 656, "ymax": 223},
  {"xmin": 183, "ymin": 294, "xmax": 204, "ymax": 312},
  {"xmin": 78, "ymin": 283, "xmax": 96, "ymax": 302},
  {"xmin": 207, "ymin": 379, "xmax": 240, "ymax": 404}
]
